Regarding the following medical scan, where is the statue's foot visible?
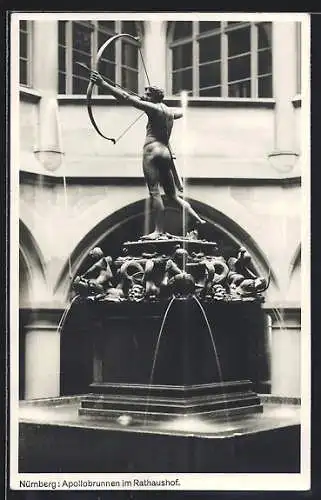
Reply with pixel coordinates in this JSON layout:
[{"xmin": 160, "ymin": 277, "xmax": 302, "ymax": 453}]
[
  {"xmin": 196, "ymin": 218, "xmax": 206, "ymax": 225},
  {"xmin": 141, "ymin": 231, "xmax": 163, "ymax": 240},
  {"xmin": 164, "ymin": 232, "xmax": 176, "ymax": 239}
]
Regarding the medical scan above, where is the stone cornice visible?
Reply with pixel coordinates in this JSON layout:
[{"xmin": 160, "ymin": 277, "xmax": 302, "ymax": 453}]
[
  {"xmin": 19, "ymin": 169, "xmax": 301, "ymax": 187},
  {"xmin": 57, "ymin": 94, "xmax": 276, "ymax": 109}
]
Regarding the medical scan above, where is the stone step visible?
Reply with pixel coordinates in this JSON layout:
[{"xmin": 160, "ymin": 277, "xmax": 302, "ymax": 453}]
[
  {"xmin": 80, "ymin": 393, "xmax": 262, "ymax": 415},
  {"xmin": 81, "ymin": 390, "xmax": 260, "ymax": 406},
  {"xmin": 89, "ymin": 379, "xmax": 254, "ymax": 399},
  {"xmin": 78, "ymin": 403, "xmax": 264, "ymax": 423}
]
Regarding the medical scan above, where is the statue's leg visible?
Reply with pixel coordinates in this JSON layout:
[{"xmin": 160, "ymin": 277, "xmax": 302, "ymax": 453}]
[
  {"xmin": 142, "ymin": 149, "xmax": 165, "ymax": 238},
  {"xmin": 161, "ymin": 167, "xmax": 206, "ymax": 226}
]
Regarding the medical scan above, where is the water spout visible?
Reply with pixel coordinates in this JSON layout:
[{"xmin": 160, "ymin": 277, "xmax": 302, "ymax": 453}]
[{"xmin": 56, "ymin": 294, "xmax": 80, "ymax": 335}]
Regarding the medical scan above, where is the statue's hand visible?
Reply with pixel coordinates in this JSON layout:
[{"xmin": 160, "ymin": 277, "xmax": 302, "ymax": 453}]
[{"xmin": 90, "ymin": 70, "xmax": 104, "ymax": 88}]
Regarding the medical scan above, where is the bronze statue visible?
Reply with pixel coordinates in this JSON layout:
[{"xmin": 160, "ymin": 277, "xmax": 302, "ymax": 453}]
[{"xmin": 90, "ymin": 71, "xmax": 206, "ymax": 239}]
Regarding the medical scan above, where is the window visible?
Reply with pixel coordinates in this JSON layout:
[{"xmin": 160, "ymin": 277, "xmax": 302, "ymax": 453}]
[
  {"xmin": 169, "ymin": 21, "xmax": 273, "ymax": 98},
  {"xmin": 19, "ymin": 20, "xmax": 32, "ymax": 86},
  {"xmin": 58, "ymin": 20, "xmax": 141, "ymax": 95}
]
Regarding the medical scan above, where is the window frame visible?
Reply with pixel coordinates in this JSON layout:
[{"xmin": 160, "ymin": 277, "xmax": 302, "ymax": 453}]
[
  {"xmin": 167, "ymin": 20, "xmax": 273, "ymax": 99},
  {"xmin": 58, "ymin": 20, "xmax": 144, "ymax": 96},
  {"xmin": 19, "ymin": 20, "xmax": 33, "ymax": 88}
]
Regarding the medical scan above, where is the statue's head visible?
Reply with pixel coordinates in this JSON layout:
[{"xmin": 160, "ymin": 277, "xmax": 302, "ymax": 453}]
[
  {"xmin": 143, "ymin": 85, "xmax": 164, "ymax": 103},
  {"xmin": 255, "ymin": 277, "xmax": 269, "ymax": 292},
  {"xmin": 173, "ymin": 247, "xmax": 189, "ymax": 267},
  {"xmin": 238, "ymin": 246, "xmax": 251, "ymax": 262},
  {"xmin": 89, "ymin": 247, "xmax": 104, "ymax": 261}
]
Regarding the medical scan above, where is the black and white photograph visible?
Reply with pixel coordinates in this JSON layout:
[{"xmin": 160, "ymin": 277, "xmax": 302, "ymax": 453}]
[{"xmin": 10, "ymin": 11, "xmax": 310, "ymax": 491}]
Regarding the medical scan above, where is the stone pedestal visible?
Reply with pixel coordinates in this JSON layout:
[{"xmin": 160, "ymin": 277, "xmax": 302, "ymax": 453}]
[
  {"xmin": 61, "ymin": 298, "xmax": 267, "ymax": 421},
  {"xmin": 61, "ymin": 235, "xmax": 271, "ymax": 421}
]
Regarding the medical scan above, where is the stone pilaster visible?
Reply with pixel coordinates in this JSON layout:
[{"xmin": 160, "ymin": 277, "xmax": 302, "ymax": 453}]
[
  {"xmin": 143, "ymin": 21, "xmax": 167, "ymax": 91},
  {"xmin": 32, "ymin": 20, "xmax": 63, "ymax": 171},
  {"xmin": 268, "ymin": 21, "xmax": 299, "ymax": 173},
  {"xmin": 267, "ymin": 307, "xmax": 301, "ymax": 397},
  {"xmin": 23, "ymin": 308, "xmax": 62, "ymax": 399}
]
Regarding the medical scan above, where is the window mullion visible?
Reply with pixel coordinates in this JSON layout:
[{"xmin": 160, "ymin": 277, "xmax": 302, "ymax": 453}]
[
  {"xmin": 66, "ymin": 21, "xmax": 73, "ymax": 94},
  {"xmin": 251, "ymin": 23, "xmax": 258, "ymax": 98},
  {"xmin": 167, "ymin": 35, "xmax": 173, "ymax": 95},
  {"xmin": 137, "ymin": 23, "xmax": 143, "ymax": 93},
  {"xmin": 193, "ymin": 22, "xmax": 199, "ymax": 97},
  {"xmin": 115, "ymin": 20, "xmax": 121, "ymax": 86},
  {"xmin": 221, "ymin": 21, "xmax": 228, "ymax": 97},
  {"xmin": 27, "ymin": 21, "xmax": 33, "ymax": 87}
]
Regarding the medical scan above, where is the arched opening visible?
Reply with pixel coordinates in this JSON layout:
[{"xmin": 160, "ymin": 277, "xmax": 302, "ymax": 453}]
[
  {"xmin": 19, "ymin": 221, "xmax": 47, "ymax": 400},
  {"xmin": 55, "ymin": 196, "xmax": 275, "ymax": 299},
  {"xmin": 288, "ymin": 245, "xmax": 301, "ymax": 303},
  {"xmin": 19, "ymin": 251, "xmax": 30, "ymax": 400},
  {"xmin": 59, "ymin": 198, "xmax": 273, "ymax": 396}
]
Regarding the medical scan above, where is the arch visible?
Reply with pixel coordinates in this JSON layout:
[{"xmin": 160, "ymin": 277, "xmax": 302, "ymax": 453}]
[
  {"xmin": 19, "ymin": 221, "xmax": 46, "ymax": 281},
  {"xmin": 54, "ymin": 196, "xmax": 277, "ymax": 300},
  {"xmin": 19, "ymin": 220, "xmax": 47, "ymax": 305},
  {"xmin": 191, "ymin": 198, "xmax": 276, "ymax": 279},
  {"xmin": 287, "ymin": 243, "xmax": 301, "ymax": 302},
  {"xmin": 289, "ymin": 244, "xmax": 301, "ymax": 278}
]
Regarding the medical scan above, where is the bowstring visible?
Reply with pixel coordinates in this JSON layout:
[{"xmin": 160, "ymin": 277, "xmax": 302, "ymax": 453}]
[
  {"xmin": 109, "ymin": 44, "xmax": 150, "ymax": 143},
  {"xmin": 114, "ymin": 111, "xmax": 146, "ymax": 143},
  {"xmin": 138, "ymin": 46, "xmax": 151, "ymax": 87}
]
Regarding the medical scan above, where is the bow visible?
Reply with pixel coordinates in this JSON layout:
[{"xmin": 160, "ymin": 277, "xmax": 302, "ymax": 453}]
[{"xmin": 85, "ymin": 33, "xmax": 151, "ymax": 144}]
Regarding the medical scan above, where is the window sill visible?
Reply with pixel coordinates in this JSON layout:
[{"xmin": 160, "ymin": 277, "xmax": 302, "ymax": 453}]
[
  {"xmin": 166, "ymin": 97, "xmax": 276, "ymax": 109},
  {"xmin": 292, "ymin": 95, "xmax": 301, "ymax": 108},
  {"xmin": 19, "ymin": 86, "xmax": 42, "ymax": 103},
  {"xmin": 57, "ymin": 94, "xmax": 276, "ymax": 109}
]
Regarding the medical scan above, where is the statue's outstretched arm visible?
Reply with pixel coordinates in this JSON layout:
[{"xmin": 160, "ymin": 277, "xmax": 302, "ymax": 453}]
[
  {"xmin": 173, "ymin": 110, "xmax": 183, "ymax": 119},
  {"xmin": 90, "ymin": 70, "xmax": 163, "ymax": 113}
]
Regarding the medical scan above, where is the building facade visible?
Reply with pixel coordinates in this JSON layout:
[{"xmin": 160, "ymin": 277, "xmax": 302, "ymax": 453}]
[{"xmin": 17, "ymin": 17, "xmax": 305, "ymax": 401}]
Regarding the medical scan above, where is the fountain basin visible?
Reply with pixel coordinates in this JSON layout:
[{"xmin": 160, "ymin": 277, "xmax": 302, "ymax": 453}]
[{"xmin": 18, "ymin": 397, "xmax": 300, "ymax": 473}]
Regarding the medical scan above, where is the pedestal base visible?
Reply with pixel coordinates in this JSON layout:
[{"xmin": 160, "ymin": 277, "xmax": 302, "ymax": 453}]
[{"xmin": 79, "ymin": 380, "xmax": 263, "ymax": 423}]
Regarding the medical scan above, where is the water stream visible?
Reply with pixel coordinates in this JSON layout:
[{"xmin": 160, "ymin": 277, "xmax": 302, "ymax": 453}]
[
  {"xmin": 180, "ymin": 90, "xmax": 188, "ymax": 249},
  {"xmin": 143, "ymin": 296, "xmax": 176, "ymax": 425},
  {"xmin": 143, "ymin": 293, "xmax": 232, "ymax": 428},
  {"xmin": 192, "ymin": 294, "xmax": 231, "ymax": 423},
  {"xmin": 62, "ymin": 173, "xmax": 72, "ymax": 280},
  {"xmin": 57, "ymin": 294, "xmax": 80, "ymax": 335}
]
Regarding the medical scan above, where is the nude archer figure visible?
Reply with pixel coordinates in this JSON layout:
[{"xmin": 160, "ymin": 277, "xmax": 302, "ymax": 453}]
[{"xmin": 90, "ymin": 70, "xmax": 205, "ymax": 239}]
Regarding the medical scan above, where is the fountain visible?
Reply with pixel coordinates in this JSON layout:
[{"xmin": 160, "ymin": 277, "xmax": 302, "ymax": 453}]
[{"xmin": 61, "ymin": 233, "xmax": 269, "ymax": 426}]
